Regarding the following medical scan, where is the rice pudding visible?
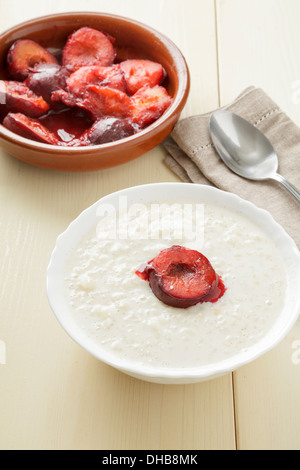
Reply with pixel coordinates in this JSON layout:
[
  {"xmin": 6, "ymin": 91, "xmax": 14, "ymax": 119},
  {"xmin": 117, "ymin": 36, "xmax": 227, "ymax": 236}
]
[{"xmin": 65, "ymin": 202, "xmax": 287, "ymax": 369}]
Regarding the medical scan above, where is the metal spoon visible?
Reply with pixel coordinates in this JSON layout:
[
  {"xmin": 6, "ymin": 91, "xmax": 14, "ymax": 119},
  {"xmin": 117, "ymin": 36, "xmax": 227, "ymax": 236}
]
[{"xmin": 209, "ymin": 109, "xmax": 300, "ymax": 203}]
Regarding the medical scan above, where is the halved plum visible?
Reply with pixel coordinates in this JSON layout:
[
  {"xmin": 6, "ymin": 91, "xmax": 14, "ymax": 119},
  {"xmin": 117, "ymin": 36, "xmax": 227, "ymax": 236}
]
[
  {"xmin": 82, "ymin": 85, "xmax": 131, "ymax": 119},
  {"xmin": 130, "ymin": 85, "xmax": 172, "ymax": 128},
  {"xmin": 3, "ymin": 112, "xmax": 59, "ymax": 145},
  {"xmin": 136, "ymin": 245, "xmax": 226, "ymax": 308},
  {"xmin": 120, "ymin": 59, "xmax": 166, "ymax": 95},
  {"xmin": 7, "ymin": 39, "xmax": 58, "ymax": 81},
  {"xmin": 62, "ymin": 27, "xmax": 115, "ymax": 72},
  {"xmin": 25, "ymin": 63, "xmax": 69, "ymax": 104},
  {"xmin": 66, "ymin": 64, "xmax": 126, "ymax": 97},
  {"xmin": 0, "ymin": 80, "xmax": 49, "ymax": 118},
  {"xmin": 51, "ymin": 84, "xmax": 132, "ymax": 121}
]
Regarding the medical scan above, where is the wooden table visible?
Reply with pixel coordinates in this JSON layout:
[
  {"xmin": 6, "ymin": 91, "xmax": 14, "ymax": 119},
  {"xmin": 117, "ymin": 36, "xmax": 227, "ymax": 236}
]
[{"xmin": 1, "ymin": 0, "xmax": 300, "ymax": 450}]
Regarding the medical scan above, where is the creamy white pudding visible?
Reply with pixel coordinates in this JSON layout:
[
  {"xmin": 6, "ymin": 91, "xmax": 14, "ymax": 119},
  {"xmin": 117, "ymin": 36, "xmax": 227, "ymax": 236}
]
[{"xmin": 65, "ymin": 203, "xmax": 287, "ymax": 369}]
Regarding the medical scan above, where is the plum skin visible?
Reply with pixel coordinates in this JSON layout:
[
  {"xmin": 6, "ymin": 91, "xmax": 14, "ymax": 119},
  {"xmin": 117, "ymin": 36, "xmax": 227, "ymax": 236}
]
[{"xmin": 148, "ymin": 269, "xmax": 220, "ymax": 309}]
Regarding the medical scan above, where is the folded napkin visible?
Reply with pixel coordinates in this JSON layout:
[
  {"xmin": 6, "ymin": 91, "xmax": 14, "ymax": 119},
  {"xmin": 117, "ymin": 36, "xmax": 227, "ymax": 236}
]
[{"xmin": 164, "ymin": 86, "xmax": 300, "ymax": 250}]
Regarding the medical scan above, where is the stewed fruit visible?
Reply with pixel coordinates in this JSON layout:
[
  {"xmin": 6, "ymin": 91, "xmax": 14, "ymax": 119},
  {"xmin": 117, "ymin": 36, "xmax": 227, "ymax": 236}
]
[
  {"xmin": 78, "ymin": 116, "xmax": 137, "ymax": 145},
  {"xmin": 24, "ymin": 64, "xmax": 69, "ymax": 104},
  {"xmin": 62, "ymin": 27, "xmax": 115, "ymax": 71},
  {"xmin": 0, "ymin": 80, "xmax": 49, "ymax": 118},
  {"xmin": 136, "ymin": 245, "xmax": 226, "ymax": 308},
  {"xmin": 3, "ymin": 112, "xmax": 59, "ymax": 145},
  {"xmin": 7, "ymin": 39, "xmax": 58, "ymax": 80},
  {"xmin": 120, "ymin": 59, "xmax": 166, "ymax": 95},
  {"xmin": 131, "ymin": 85, "xmax": 173, "ymax": 128},
  {"xmin": 1, "ymin": 27, "xmax": 173, "ymax": 147}
]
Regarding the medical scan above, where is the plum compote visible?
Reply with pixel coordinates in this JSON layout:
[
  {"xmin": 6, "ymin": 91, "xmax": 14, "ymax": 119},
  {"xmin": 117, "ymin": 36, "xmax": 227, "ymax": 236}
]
[{"xmin": 1, "ymin": 26, "xmax": 173, "ymax": 147}]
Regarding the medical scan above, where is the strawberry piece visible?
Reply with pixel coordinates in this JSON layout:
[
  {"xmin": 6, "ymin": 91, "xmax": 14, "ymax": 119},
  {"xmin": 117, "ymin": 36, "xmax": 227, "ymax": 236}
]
[
  {"xmin": 0, "ymin": 80, "xmax": 49, "ymax": 118},
  {"xmin": 130, "ymin": 85, "xmax": 172, "ymax": 128},
  {"xmin": 3, "ymin": 112, "xmax": 59, "ymax": 145},
  {"xmin": 136, "ymin": 245, "xmax": 225, "ymax": 308},
  {"xmin": 7, "ymin": 39, "xmax": 58, "ymax": 81},
  {"xmin": 66, "ymin": 64, "xmax": 126, "ymax": 97},
  {"xmin": 62, "ymin": 27, "xmax": 115, "ymax": 72},
  {"xmin": 120, "ymin": 59, "xmax": 166, "ymax": 95},
  {"xmin": 24, "ymin": 64, "xmax": 69, "ymax": 104},
  {"xmin": 75, "ymin": 116, "xmax": 137, "ymax": 146}
]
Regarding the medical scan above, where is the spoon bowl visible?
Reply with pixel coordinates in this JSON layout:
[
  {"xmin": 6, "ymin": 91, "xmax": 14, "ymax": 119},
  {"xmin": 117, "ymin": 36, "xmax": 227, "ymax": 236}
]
[{"xmin": 209, "ymin": 110, "xmax": 300, "ymax": 203}]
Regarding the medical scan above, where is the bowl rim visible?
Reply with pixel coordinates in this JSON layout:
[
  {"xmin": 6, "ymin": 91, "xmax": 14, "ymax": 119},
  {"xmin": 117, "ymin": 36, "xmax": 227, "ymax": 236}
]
[
  {"xmin": 0, "ymin": 11, "xmax": 190, "ymax": 153},
  {"xmin": 46, "ymin": 182, "xmax": 300, "ymax": 381}
]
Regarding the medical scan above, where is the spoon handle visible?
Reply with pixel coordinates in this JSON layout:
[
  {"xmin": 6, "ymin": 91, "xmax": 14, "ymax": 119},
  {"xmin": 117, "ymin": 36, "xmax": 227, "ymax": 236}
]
[{"xmin": 273, "ymin": 173, "xmax": 300, "ymax": 203}]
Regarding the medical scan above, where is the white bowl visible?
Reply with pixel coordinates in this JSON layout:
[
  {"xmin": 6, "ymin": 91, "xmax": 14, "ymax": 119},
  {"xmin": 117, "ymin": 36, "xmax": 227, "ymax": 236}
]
[{"xmin": 46, "ymin": 183, "xmax": 300, "ymax": 384}]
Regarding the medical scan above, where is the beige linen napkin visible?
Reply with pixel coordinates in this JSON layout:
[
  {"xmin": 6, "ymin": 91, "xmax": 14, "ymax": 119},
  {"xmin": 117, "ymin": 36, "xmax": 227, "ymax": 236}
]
[{"xmin": 164, "ymin": 86, "xmax": 300, "ymax": 249}]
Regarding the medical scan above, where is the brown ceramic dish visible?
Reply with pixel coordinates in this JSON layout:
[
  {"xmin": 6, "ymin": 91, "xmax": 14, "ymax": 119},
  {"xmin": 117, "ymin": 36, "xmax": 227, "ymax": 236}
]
[{"xmin": 0, "ymin": 12, "xmax": 190, "ymax": 171}]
